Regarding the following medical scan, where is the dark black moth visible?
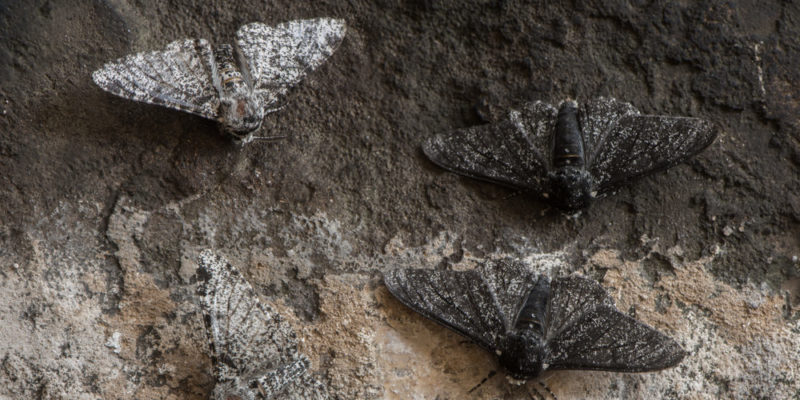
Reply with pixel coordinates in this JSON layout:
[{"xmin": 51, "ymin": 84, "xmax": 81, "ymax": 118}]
[
  {"xmin": 196, "ymin": 250, "xmax": 328, "ymax": 400},
  {"xmin": 422, "ymin": 97, "xmax": 718, "ymax": 211},
  {"xmin": 383, "ymin": 258, "xmax": 686, "ymax": 380}
]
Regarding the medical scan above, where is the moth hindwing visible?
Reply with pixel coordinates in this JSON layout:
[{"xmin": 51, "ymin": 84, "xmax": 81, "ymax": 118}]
[
  {"xmin": 383, "ymin": 258, "xmax": 686, "ymax": 380},
  {"xmin": 423, "ymin": 97, "xmax": 718, "ymax": 210},
  {"xmin": 92, "ymin": 18, "xmax": 346, "ymax": 142},
  {"xmin": 196, "ymin": 250, "xmax": 328, "ymax": 399}
]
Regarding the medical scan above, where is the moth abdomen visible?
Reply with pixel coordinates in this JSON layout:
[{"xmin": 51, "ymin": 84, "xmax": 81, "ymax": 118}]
[
  {"xmin": 552, "ymin": 100, "xmax": 585, "ymax": 169},
  {"xmin": 514, "ymin": 277, "xmax": 550, "ymax": 333},
  {"xmin": 214, "ymin": 44, "xmax": 247, "ymax": 90}
]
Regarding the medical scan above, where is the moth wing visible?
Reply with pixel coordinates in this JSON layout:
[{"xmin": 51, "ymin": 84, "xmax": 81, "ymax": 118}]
[
  {"xmin": 584, "ymin": 101, "xmax": 718, "ymax": 195},
  {"xmin": 236, "ymin": 18, "xmax": 346, "ymax": 111},
  {"xmin": 384, "ymin": 268, "xmax": 508, "ymax": 351},
  {"xmin": 196, "ymin": 250, "xmax": 300, "ymax": 384},
  {"xmin": 542, "ymin": 276, "xmax": 615, "ymax": 339},
  {"xmin": 92, "ymin": 39, "xmax": 220, "ymax": 119},
  {"xmin": 422, "ymin": 101, "xmax": 558, "ymax": 192},
  {"xmin": 579, "ymin": 97, "xmax": 640, "ymax": 158},
  {"xmin": 478, "ymin": 258, "xmax": 543, "ymax": 332},
  {"xmin": 543, "ymin": 276, "xmax": 685, "ymax": 372},
  {"xmin": 277, "ymin": 372, "xmax": 330, "ymax": 400},
  {"xmin": 248, "ymin": 356, "xmax": 328, "ymax": 400}
]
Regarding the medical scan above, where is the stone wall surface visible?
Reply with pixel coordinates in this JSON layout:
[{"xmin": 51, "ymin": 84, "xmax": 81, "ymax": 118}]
[{"xmin": 1, "ymin": 0, "xmax": 799, "ymax": 399}]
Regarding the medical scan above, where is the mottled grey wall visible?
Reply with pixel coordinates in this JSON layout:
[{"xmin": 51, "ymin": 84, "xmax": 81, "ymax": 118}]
[{"xmin": 1, "ymin": 0, "xmax": 799, "ymax": 399}]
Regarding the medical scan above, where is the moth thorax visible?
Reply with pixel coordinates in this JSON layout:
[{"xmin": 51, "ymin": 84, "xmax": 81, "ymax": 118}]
[
  {"xmin": 219, "ymin": 95, "xmax": 264, "ymax": 139},
  {"xmin": 498, "ymin": 332, "xmax": 545, "ymax": 379},
  {"xmin": 548, "ymin": 167, "xmax": 593, "ymax": 211}
]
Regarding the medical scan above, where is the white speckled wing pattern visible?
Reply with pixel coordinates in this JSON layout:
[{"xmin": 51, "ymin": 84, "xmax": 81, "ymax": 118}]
[
  {"xmin": 92, "ymin": 38, "xmax": 221, "ymax": 119},
  {"xmin": 579, "ymin": 97, "xmax": 640, "ymax": 162},
  {"xmin": 543, "ymin": 276, "xmax": 686, "ymax": 372},
  {"xmin": 92, "ymin": 19, "xmax": 346, "ymax": 139},
  {"xmin": 197, "ymin": 250, "xmax": 328, "ymax": 400},
  {"xmin": 383, "ymin": 267, "xmax": 507, "ymax": 351},
  {"xmin": 421, "ymin": 101, "xmax": 557, "ymax": 191},
  {"xmin": 542, "ymin": 275, "xmax": 615, "ymax": 340},
  {"xmin": 584, "ymin": 100, "xmax": 719, "ymax": 194},
  {"xmin": 236, "ymin": 18, "xmax": 347, "ymax": 111},
  {"xmin": 475, "ymin": 258, "xmax": 542, "ymax": 333}
]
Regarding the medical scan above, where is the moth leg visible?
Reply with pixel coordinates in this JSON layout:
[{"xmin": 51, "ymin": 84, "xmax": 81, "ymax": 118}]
[
  {"xmin": 467, "ymin": 369, "xmax": 497, "ymax": 394},
  {"xmin": 250, "ymin": 134, "xmax": 289, "ymax": 142},
  {"xmin": 525, "ymin": 384, "xmax": 545, "ymax": 400},
  {"xmin": 536, "ymin": 380, "xmax": 558, "ymax": 400},
  {"xmin": 526, "ymin": 380, "xmax": 557, "ymax": 400},
  {"xmin": 499, "ymin": 189, "xmax": 527, "ymax": 201}
]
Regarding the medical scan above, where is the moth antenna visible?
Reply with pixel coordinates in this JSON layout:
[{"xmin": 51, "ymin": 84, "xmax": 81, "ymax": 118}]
[
  {"xmin": 499, "ymin": 189, "xmax": 525, "ymax": 201},
  {"xmin": 526, "ymin": 384, "xmax": 545, "ymax": 400},
  {"xmin": 467, "ymin": 369, "xmax": 497, "ymax": 394},
  {"xmin": 250, "ymin": 134, "xmax": 288, "ymax": 142}
]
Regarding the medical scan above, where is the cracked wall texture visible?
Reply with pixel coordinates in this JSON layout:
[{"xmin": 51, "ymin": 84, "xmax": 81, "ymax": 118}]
[{"xmin": 1, "ymin": 0, "xmax": 799, "ymax": 399}]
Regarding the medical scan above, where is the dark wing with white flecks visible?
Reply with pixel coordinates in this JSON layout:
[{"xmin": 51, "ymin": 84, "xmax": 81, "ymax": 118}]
[
  {"xmin": 422, "ymin": 101, "xmax": 558, "ymax": 192},
  {"xmin": 92, "ymin": 39, "xmax": 220, "ymax": 119},
  {"xmin": 384, "ymin": 268, "xmax": 508, "ymax": 351},
  {"xmin": 477, "ymin": 258, "xmax": 544, "ymax": 333},
  {"xmin": 542, "ymin": 276, "xmax": 686, "ymax": 372},
  {"xmin": 236, "ymin": 18, "xmax": 347, "ymax": 112},
  {"xmin": 579, "ymin": 97, "xmax": 640, "ymax": 158},
  {"xmin": 196, "ymin": 250, "xmax": 305, "ymax": 396},
  {"xmin": 581, "ymin": 98, "xmax": 718, "ymax": 196}
]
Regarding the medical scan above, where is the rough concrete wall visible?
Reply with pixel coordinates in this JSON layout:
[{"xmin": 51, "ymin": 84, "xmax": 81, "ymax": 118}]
[{"xmin": 1, "ymin": 0, "xmax": 799, "ymax": 399}]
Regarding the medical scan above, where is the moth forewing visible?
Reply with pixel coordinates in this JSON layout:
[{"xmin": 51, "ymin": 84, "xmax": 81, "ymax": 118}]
[
  {"xmin": 196, "ymin": 250, "xmax": 328, "ymax": 399},
  {"xmin": 92, "ymin": 18, "xmax": 347, "ymax": 143}
]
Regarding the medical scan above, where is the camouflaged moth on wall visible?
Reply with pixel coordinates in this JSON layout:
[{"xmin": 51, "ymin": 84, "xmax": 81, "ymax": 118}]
[
  {"xmin": 423, "ymin": 97, "xmax": 718, "ymax": 211},
  {"xmin": 196, "ymin": 250, "xmax": 328, "ymax": 400},
  {"xmin": 384, "ymin": 258, "xmax": 685, "ymax": 380},
  {"xmin": 92, "ymin": 18, "xmax": 346, "ymax": 143}
]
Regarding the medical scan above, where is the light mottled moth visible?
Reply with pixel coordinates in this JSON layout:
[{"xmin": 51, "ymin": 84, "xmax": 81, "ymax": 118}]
[
  {"xmin": 196, "ymin": 250, "xmax": 327, "ymax": 399},
  {"xmin": 93, "ymin": 19, "xmax": 346, "ymax": 143}
]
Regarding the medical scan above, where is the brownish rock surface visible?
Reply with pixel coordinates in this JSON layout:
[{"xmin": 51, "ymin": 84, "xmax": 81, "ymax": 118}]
[{"xmin": 1, "ymin": 1, "xmax": 799, "ymax": 398}]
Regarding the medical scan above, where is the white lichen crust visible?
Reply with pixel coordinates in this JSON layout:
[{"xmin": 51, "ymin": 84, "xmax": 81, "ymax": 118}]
[
  {"xmin": 196, "ymin": 250, "xmax": 328, "ymax": 400},
  {"xmin": 92, "ymin": 18, "xmax": 346, "ymax": 142}
]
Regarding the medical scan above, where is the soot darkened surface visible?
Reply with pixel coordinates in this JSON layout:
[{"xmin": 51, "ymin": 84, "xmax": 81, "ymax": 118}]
[{"xmin": 1, "ymin": 1, "xmax": 798, "ymax": 398}]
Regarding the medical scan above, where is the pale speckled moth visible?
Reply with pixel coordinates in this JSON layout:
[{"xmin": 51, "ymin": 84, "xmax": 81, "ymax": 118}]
[
  {"xmin": 92, "ymin": 19, "xmax": 346, "ymax": 143},
  {"xmin": 384, "ymin": 258, "xmax": 685, "ymax": 380},
  {"xmin": 423, "ymin": 97, "xmax": 718, "ymax": 210},
  {"xmin": 196, "ymin": 250, "xmax": 328, "ymax": 400}
]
